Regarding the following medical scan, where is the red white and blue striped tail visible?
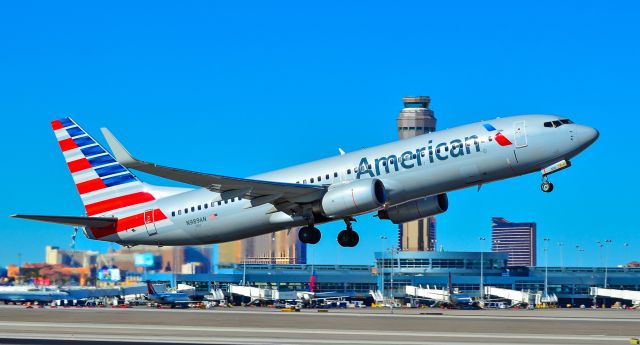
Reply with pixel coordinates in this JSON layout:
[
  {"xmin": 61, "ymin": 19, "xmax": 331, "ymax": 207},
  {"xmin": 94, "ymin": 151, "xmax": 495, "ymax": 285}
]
[{"xmin": 51, "ymin": 117, "xmax": 155, "ymax": 217}]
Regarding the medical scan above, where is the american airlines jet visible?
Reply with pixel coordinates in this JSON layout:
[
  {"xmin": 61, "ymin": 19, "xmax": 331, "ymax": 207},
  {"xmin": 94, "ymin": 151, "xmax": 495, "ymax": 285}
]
[{"xmin": 12, "ymin": 115, "xmax": 598, "ymax": 247}]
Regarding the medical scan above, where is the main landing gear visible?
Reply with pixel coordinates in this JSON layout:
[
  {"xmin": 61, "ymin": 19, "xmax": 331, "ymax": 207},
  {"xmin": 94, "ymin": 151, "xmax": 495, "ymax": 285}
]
[
  {"xmin": 298, "ymin": 225, "xmax": 321, "ymax": 244},
  {"xmin": 337, "ymin": 218, "xmax": 359, "ymax": 248}
]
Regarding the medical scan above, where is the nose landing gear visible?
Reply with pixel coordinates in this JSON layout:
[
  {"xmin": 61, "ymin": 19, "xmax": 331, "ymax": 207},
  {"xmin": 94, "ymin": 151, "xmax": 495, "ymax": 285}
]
[
  {"xmin": 541, "ymin": 176, "xmax": 554, "ymax": 193},
  {"xmin": 337, "ymin": 218, "xmax": 359, "ymax": 247},
  {"xmin": 540, "ymin": 160, "xmax": 571, "ymax": 193}
]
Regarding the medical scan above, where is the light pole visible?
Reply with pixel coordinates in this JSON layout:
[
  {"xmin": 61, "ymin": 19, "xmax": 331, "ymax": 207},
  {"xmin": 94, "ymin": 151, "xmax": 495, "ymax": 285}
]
[
  {"xmin": 479, "ymin": 237, "xmax": 486, "ymax": 300},
  {"xmin": 388, "ymin": 247, "xmax": 399, "ymax": 312},
  {"xmin": 557, "ymin": 242, "xmax": 564, "ymax": 269},
  {"xmin": 624, "ymin": 243, "xmax": 630, "ymax": 267},
  {"xmin": 596, "ymin": 241, "xmax": 603, "ymax": 271},
  {"xmin": 576, "ymin": 245, "xmax": 584, "ymax": 267},
  {"xmin": 543, "ymin": 238, "xmax": 550, "ymax": 297},
  {"xmin": 604, "ymin": 239, "xmax": 612, "ymax": 288},
  {"xmin": 379, "ymin": 235, "xmax": 387, "ymax": 300}
]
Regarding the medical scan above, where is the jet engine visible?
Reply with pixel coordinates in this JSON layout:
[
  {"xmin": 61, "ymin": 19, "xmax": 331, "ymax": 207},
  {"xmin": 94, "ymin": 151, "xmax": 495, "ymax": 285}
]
[
  {"xmin": 377, "ymin": 193, "xmax": 448, "ymax": 224},
  {"xmin": 317, "ymin": 178, "xmax": 387, "ymax": 218}
]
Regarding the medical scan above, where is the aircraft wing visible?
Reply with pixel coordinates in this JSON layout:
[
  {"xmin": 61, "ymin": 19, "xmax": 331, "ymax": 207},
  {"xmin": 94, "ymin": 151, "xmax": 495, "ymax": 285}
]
[{"xmin": 100, "ymin": 128, "xmax": 326, "ymax": 209}]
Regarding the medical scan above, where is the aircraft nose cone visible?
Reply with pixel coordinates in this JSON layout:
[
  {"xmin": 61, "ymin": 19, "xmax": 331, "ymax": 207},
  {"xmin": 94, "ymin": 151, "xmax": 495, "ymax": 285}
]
[
  {"xmin": 575, "ymin": 125, "xmax": 599, "ymax": 149},
  {"xmin": 583, "ymin": 126, "xmax": 599, "ymax": 146}
]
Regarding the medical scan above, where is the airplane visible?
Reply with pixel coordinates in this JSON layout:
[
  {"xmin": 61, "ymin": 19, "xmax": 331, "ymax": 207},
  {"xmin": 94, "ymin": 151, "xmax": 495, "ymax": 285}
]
[
  {"xmin": 12, "ymin": 115, "xmax": 598, "ymax": 248},
  {"xmin": 145, "ymin": 281, "xmax": 192, "ymax": 307},
  {"xmin": 0, "ymin": 289, "xmax": 69, "ymax": 304}
]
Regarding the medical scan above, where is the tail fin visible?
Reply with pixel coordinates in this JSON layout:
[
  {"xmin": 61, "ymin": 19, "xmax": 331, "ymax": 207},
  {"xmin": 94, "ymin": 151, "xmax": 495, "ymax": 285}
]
[
  {"xmin": 51, "ymin": 117, "xmax": 155, "ymax": 216},
  {"xmin": 146, "ymin": 281, "xmax": 157, "ymax": 295}
]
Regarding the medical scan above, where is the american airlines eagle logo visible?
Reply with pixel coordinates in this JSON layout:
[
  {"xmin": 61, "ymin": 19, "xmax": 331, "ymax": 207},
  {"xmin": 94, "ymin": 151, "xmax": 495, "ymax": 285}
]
[{"xmin": 483, "ymin": 123, "xmax": 513, "ymax": 146}]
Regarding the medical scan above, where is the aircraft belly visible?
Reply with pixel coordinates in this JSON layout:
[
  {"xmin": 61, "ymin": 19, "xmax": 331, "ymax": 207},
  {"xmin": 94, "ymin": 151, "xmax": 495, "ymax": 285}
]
[{"xmin": 195, "ymin": 205, "xmax": 291, "ymax": 243}]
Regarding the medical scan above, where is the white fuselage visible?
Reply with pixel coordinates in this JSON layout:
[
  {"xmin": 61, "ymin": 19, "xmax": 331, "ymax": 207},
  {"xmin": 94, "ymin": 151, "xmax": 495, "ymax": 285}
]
[{"xmin": 91, "ymin": 114, "xmax": 598, "ymax": 246}]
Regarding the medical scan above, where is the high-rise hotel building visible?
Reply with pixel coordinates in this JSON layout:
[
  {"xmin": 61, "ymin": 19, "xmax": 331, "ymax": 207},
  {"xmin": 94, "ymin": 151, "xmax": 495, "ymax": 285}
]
[{"xmin": 491, "ymin": 217, "xmax": 537, "ymax": 267}]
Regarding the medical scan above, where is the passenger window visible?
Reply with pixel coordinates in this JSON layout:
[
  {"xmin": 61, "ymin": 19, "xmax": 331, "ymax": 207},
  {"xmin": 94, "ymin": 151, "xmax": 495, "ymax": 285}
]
[
  {"xmin": 488, "ymin": 136, "xmax": 493, "ymax": 142},
  {"xmin": 390, "ymin": 159, "xmax": 395, "ymax": 164},
  {"xmin": 218, "ymin": 201, "xmax": 222, "ymax": 206},
  {"xmin": 211, "ymin": 201, "xmax": 215, "ymax": 207},
  {"xmin": 413, "ymin": 154, "xmax": 417, "ymax": 159},
  {"xmin": 198, "ymin": 205, "xmax": 202, "ymax": 211},
  {"xmin": 303, "ymin": 179, "xmax": 307, "ymax": 183},
  {"xmin": 191, "ymin": 206, "xmax": 195, "ymax": 212},
  {"xmin": 318, "ymin": 176, "xmax": 321, "ymax": 181},
  {"xmin": 436, "ymin": 148, "xmax": 440, "ymax": 153},
  {"xmin": 347, "ymin": 169, "xmax": 351, "ymax": 174},
  {"xmin": 333, "ymin": 172, "xmax": 338, "ymax": 178},
  {"xmin": 204, "ymin": 203, "xmax": 208, "ymax": 209},
  {"xmin": 367, "ymin": 164, "xmax": 372, "ymax": 169},
  {"xmin": 296, "ymin": 181, "xmax": 300, "ymax": 184},
  {"xmin": 420, "ymin": 151, "xmax": 425, "ymax": 157},
  {"xmin": 178, "ymin": 210, "xmax": 182, "ymax": 215},
  {"xmin": 172, "ymin": 211, "xmax": 175, "ymax": 217},
  {"xmin": 184, "ymin": 208, "xmax": 188, "ymax": 214},
  {"xmin": 382, "ymin": 161, "xmax": 387, "ymax": 166},
  {"xmin": 325, "ymin": 174, "xmax": 329, "ymax": 180},
  {"xmin": 310, "ymin": 178, "xmax": 314, "ymax": 183},
  {"xmin": 224, "ymin": 200, "xmax": 228, "ymax": 204}
]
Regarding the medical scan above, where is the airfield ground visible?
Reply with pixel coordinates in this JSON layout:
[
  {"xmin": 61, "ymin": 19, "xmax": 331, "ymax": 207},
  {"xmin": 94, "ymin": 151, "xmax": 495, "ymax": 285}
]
[{"xmin": 0, "ymin": 305, "xmax": 638, "ymax": 344}]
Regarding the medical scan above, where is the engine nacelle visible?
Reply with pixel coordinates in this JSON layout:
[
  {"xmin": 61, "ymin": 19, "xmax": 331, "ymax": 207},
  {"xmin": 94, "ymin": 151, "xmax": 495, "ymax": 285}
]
[
  {"xmin": 377, "ymin": 194, "xmax": 448, "ymax": 224},
  {"xmin": 318, "ymin": 179, "xmax": 387, "ymax": 218}
]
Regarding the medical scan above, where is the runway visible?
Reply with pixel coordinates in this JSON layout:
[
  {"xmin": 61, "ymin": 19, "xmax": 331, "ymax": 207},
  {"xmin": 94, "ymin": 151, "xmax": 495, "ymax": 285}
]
[{"xmin": 0, "ymin": 306, "xmax": 638, "ymax": 344}]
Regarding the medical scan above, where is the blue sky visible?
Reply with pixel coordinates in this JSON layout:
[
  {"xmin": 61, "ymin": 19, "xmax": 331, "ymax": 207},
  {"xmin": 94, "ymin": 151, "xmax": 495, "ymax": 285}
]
[{"xmin": 0, "ymin": 1, "xmax": 638, "ymax": 268}]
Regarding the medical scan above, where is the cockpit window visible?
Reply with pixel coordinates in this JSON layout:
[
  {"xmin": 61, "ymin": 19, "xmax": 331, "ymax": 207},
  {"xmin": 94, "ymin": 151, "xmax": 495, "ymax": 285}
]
[{"xmin": 543, "ymin": 120, "xmax": 571, "ymax": 128}]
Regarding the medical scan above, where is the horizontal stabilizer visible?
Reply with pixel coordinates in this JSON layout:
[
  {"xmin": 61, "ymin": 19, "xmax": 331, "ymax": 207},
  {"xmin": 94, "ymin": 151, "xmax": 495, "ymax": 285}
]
[{"xmin": 11, "ymin": 214, "xmax": 116, "ymax": 228}]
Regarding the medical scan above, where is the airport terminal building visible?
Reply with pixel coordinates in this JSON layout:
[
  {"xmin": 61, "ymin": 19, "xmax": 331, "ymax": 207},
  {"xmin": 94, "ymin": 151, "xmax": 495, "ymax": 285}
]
[{"xmin": 141, "ymin": 250, "xmax": 640, "ymax": 306}]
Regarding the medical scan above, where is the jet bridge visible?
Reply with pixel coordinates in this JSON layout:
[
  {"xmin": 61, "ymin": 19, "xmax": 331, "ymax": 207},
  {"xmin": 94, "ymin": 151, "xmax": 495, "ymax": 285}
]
[
  {"xmin": 590, "ymin": 287, "xmax": 640, "ymax": 307},
  {"xmin": 229, "ymin": 285, "xmax": 276, "ymax": 302},
  {"xmin": 228, "ymin": 285, "xmax": 299, "ymax": 302},
  {"xmin": 483, "ymin": 286, "xmax": 542, "ymax": 306},
  {"xmin": 405, "ymin": 285, "xmax": 450, "ymax": 303}
]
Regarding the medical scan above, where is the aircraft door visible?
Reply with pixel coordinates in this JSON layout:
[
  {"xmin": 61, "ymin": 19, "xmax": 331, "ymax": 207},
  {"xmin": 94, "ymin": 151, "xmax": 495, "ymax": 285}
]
[
  {"xmin": 513, "ymin": 121, "xmax": 528, "ymax": 148},
  {"xmin": 144, "ymin": 209, "xmax": 158, "ymax": 236}
]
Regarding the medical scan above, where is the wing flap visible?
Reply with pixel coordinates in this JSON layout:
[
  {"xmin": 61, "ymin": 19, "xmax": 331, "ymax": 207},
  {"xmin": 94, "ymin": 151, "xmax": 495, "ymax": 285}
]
[{"xmin": 11, "ymin": 214, "xmax": 116, "ymax": 228}]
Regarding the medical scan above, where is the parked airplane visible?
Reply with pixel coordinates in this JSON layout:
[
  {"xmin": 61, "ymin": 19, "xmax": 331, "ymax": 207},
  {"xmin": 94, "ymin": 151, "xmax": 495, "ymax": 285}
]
[
  {"xmin": 12, "ymin": 115, "xmax": 598, "ymax": 248},
  {"xmin": 145, "ymin": 281, "xmax": 191, "ymax": 307},
  {"xmin": 0, "ymin": 289, "xmax": 69, "ymax": 304}
]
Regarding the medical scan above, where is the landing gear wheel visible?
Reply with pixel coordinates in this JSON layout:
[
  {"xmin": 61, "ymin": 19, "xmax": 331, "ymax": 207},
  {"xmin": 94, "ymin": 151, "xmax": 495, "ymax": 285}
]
[
  {"xmin": 337, "ymin": 229, "xmax": 359, "ymax": 247},
  {"xmin": 541, "ymin": 181, "xmax": 554, "ymax": 193},
  {"xmin": 298, "ymin": 226, "xmax": 321, "ymax": 244}
]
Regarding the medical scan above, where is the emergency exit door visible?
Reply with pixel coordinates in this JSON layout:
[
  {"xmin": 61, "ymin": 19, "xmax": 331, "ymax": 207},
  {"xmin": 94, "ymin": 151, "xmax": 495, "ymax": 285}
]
[
  {"xmin": 144, "ymin": 209, "xmax": 157, "ymax": 236},
  {"xmin": 513, "ymin": 121, "xmax": 528, "ymax": 148}
]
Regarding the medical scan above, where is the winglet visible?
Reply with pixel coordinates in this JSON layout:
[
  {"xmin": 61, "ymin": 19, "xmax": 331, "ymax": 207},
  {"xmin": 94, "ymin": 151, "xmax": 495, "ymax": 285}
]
[
  {"xmin": 338, "ymin": 148, "xmax": 345, "ymax": 156},
  {"xmin": 100, "ymin": 128, "xmax": 140, "ymax": 167}
]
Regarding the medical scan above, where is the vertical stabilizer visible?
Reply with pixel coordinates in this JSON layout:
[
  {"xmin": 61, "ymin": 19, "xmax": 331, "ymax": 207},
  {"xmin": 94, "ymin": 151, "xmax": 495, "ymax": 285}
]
[{"xmin": 51, "ymin": 117, "xmax": 154, "ymax": 217}]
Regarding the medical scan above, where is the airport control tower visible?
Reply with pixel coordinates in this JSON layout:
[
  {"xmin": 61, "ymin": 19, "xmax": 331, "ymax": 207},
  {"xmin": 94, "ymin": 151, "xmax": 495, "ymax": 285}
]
[{"xmin": 397, "ymin": 96, "xmax": 437, "ymax": 251}]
